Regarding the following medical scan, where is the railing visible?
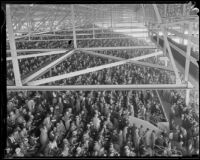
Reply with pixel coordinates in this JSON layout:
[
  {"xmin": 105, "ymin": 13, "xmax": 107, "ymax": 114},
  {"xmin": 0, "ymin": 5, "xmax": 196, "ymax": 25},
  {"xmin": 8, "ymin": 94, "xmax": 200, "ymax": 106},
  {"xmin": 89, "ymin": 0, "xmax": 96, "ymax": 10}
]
[{"xmin": 149, "ymin": 33, "xmax": 199, "ymax": 83}]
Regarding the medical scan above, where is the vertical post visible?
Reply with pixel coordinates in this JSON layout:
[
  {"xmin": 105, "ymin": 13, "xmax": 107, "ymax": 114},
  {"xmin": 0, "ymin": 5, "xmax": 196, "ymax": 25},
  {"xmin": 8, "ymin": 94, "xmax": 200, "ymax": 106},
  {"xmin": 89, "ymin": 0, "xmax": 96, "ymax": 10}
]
[
  {"xmin": 163, "ymin": 25, "xmax": 166, "ymax": 56},
  {"xmin": 163, "ymin": 28, "xmax": 181, "ymax": 83},
  {"xmin": 49, "ymin": 56, "xmax": 52, "ymax": 77},
  {"xmin": 141, "ymin": 4, "xmax": 146, "ymax": 25},
  {"xmin": 148, "ymin": 23, "xmax": 150, "ymax": 38},
  {"xmin": 6, "ymin": 5, "xmax": 22, "ymax": 86},
  {"xmin": 114, "ymin": 6, "xmax": 116, "ymax": 28},
  {"xmin": 131, "ymin": 14, "xmax": 133, "ymax": 33},
  {"xmin": 51, "ymin": 6, "xmax": 59, "ymax": 32},
  {"xmin": 152, "ymin": 4, "xmax": 181, "ymax": 84},
  {"xmin": 110, "ymin": 6, "xmax": 112, "ymax": 28},
  {"xmin": 186, "ymin": 89, "xmax": 190, "ymax": 106},
  {"xmin": 26, "ymin": 6, "xmax": 31, "ymax": 40},
  {"xmin": 164, "ymin": 4, "xmax": 167, "ymax": 17},
  {"xmin": 163, "ymin": 40, "xmax": 166, "ymax": 55},
  {"xmin": 165, "ymin": 59, "xmax": 168, "ymax": 67},
  {"xmin": 183, "ymin": 4, "xmax": 186, "ymax": 17},
  {"xmin": 157, "ymin": 33, "xmax": 159, "ymax": 46},
  {"xmin": 180, "ymin": 23, "xmax": 185, "ymax": 45},
  {"xmin": 102, "ymin": 11, "xmax": 104, "ymax": 32},
  {"xmin": 93, "ymin": 8, "xmax": 95, "ymax": 39},
  {"xmin": 184, "ymin": 22, "xmax": 192, "ymax": 82},
  {"xmin": 71, "ymin": 5, "xmax": 77, "ymax": 48}
]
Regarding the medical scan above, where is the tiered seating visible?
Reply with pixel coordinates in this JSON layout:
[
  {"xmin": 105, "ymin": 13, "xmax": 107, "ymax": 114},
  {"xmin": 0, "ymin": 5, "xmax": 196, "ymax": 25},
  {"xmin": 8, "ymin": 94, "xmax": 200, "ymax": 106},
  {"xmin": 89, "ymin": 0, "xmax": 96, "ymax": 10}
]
[
  {"xmin": 7, "ymin": 40, "xmax": 71, "ymax": 85},
  {"xmin": 152, "ymin": 35, "xmax": 199, "ymax": 81},
  {"xmin": 158, "ymin": 89, "xmax": 199, "ymax": 156},
  {"xmin": 6, "ymin": 89, "xmax": 168, "ymax": 157},
  {"xmin": 6, "ymin": 27, "xmax": 198, "ymax": 157}
]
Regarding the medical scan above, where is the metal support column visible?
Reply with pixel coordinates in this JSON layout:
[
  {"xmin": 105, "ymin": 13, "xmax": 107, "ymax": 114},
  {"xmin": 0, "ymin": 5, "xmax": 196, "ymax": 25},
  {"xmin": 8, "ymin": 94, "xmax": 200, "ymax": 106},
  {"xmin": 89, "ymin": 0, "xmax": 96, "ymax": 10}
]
[
  {"xmin": 157, "ymin": 33, "xmax": 159, "ymax": 46},
  {"xmin": 71, "ymin": 5, "xmax": 77, "ymax": 48},
  {"xmin": 49, "ymin": 56, "xmax": 52, "ymax": 77},
  {"xmin": 163, "ymin": 38, "xmax": 166, "ymax": 55},
  {"xmin": 152, "ymin": 4, "xmax": 181, "ymax": 84},
  {"xmin": 110, "ymin": 6, "xmax": 112, "ymax": 28},
  {"xmin": 183, "ymin": 4, "xmax": 186, "ymax": 17},
  {"xmin": 180, "ymin": 24, "xmax": 184, "ymax": 45},
  {"xmin": 26, "ymin": 6, "xmax": 31, "ymax": 40},
  {"xmin": 164, "ymin": 4, "xmax": 167, "ymax": 17},
  {"xmin": 7, "ymin": 84, "xmax": 192, "ymax": 91},
  {"xmin": 6, "ymin": 5, "xmax": 22, "ymax": 86},
  {"xmin": 163, "ymin": 4, "xmax": 167, "ymax": 55},
  {"xmin": 184, "ymin": 22, "xmax": 192, "ymax": 106},
  {"xmin": 93, "ymin": 8, "xmax": 95, "ymax": 39},
  {"xmin": 102, "ymin": 12, "xmax": 104, "ymax": 32},
  {"xmin": 186, "ymin": 89, "xmax": 190, "ymax": 106},
  {"xmin": 163, "ymin": 29, "xmax": 181, "ymax": 84},
  {"xmin": 181, "ymin": 4, "xmax": 186, "ymax": 45},
  {"xmin": 141, "ymin": 4, "xmax": 146, "ymax": 25},
  {"xmin": 185, "ymin": 22, "xmax": 192, "ymax": 82}
]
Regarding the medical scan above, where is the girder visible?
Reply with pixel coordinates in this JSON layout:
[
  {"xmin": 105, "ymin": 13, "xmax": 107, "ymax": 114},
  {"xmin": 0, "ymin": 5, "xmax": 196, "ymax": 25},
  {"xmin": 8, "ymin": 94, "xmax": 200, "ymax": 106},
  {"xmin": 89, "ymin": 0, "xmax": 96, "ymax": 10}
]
[
  {"xmin": 6, "ymin": 49, "xmax": 66, "ymax": 53},
  {"xmin": 78, "ymin": 49, "xmax": 174, "ymax": 72},
  {"xmin": 6, "ymin": 5, "xmax": 22, "ymax": 86},
  {"xmin": 26, "ymin": 51, "xmax": 162, "ymax": 86},
  {"xmin": 7, "ymin": 50, "xmax": 67, "ymax": 61},
  {"xmin": 7, "ymin": 84, "xmax": 193, "ymax": 91},
  {"xmin": 78, "ymin": 46, "xmax": 156, "ymax": 50},
  {"xmin": 6, "ymin": 4, "xmax": 199, "ymax": 94},
  {"xmin": 150, "ymin": 30, "xmax": 199, "ymax": 67},
  {"xmin": 10, "ymin": 36, "xmax": 149, "ymax": 43},
  {"xmin": 152, "ymin": 4, "xmax": 181, "ymax": 84}
]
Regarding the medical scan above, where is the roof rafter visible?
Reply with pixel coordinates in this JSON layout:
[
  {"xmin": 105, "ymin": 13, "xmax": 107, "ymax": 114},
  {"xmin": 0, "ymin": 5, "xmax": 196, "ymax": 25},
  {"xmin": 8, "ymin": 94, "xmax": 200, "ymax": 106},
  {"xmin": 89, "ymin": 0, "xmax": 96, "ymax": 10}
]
[{"xmin": 7, "ymin": 83, "xmax": 193, "ymax": 91}]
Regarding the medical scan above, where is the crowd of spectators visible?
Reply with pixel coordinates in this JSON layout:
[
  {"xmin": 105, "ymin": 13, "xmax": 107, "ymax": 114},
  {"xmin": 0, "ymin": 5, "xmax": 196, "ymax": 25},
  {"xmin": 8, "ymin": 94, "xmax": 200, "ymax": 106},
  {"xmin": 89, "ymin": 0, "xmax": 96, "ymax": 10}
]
[
  {"xmin": 7, "ymin": 30, "xmax": 175, "ymax": 86},
  {"xmin": 159, "ymin": 89, "xmax": 199, "ymax": 156},
  {"xmin": 6, "ymin": 39, "xmax": 72, "ymax": 85},
  {"xmin": 150, "ymin": 30, "xmax": 199, "ymax": 156},
  {"xmin": 44, "ymin": 61, "xmax": 175, "ymax": 86},
  {"xmin": 6, "ymin": 28, "xmax": 198, "ymax": 157},
  {"xmin": 6, "ymin": 89, "xmax": 169, "ymax": 157}
]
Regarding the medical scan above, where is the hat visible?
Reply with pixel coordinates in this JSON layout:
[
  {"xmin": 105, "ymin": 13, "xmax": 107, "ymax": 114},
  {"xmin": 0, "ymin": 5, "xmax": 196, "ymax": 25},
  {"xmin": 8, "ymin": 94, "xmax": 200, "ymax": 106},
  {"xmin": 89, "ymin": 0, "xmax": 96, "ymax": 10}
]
[
  {"xmin": 124, "ymin": 146, "xmax": 129, "ymax": 150},
  {"xmin": 72, "ymin": 131, "xmax": 77, "ymax": 136},
  {"xmin": 55, "ymin": 105, "xmax": 59, "ymax": 109},
  {"xmin": 63, "ymin": 139, "xmax": 68, "ymax": 144},
  {"xmin": 24, "ymin": 138, "xmax": 28, "ymax": 142},
  {"xmin": 15, "ymin": 148, "xmax": 21, "ymax": 153},
  {"xmin": 76, "ymin": 147, "xmax": 81, "ymax": 153}
]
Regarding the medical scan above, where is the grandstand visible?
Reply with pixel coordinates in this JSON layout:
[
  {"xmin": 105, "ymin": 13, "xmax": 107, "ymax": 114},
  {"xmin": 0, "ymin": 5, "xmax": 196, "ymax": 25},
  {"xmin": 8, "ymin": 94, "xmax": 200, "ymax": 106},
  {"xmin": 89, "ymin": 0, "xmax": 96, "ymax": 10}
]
[{"xmin": 5, "ymin": 3, "xmax": 199, "ymax": 157}]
